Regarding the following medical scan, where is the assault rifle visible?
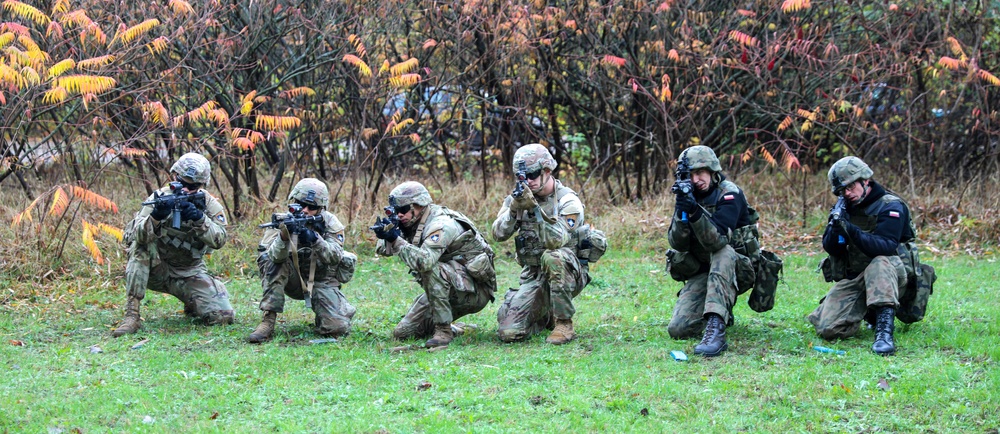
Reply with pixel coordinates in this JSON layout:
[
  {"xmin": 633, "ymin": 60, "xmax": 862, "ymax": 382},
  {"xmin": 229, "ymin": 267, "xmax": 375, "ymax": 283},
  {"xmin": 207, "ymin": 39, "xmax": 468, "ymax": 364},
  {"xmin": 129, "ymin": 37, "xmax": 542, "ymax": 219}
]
[
  {"xmin": 828, "ymin": 196, "xmax": 847, "ymax": 244},
  {"xmin": 671, "ymin": 155, "xmax": 694, "ymax": 221},
  {"xmin": 259, "ymin": 203, "xmax": 325, "ymax": 234},
  {"xmin": 368, "ymin": 205, "xmax": 401, "ymax": 234},
  {"xmin": 511, "ymin": 160, "xmax": 529, "ymax": 198},
  {"xmin": 142, "ymin": 181, "xmax": 206, "ymax": 229}
]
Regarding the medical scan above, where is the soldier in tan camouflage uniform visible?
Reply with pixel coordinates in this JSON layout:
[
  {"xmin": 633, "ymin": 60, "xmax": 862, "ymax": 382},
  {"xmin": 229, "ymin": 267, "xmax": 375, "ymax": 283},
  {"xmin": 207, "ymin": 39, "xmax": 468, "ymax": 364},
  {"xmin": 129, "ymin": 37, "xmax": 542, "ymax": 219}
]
[
  {"xmin": 373, "ymin": 182, "xmax": 497, "ymax": 348},
  {"xmin": 492, "ymin": 144, "xmax": 590, "ymax": 345},
  {"xmin": 247, "ymin": 178, "xmax": 358, "ymax": 343},
  {"xmin": 808, "ymin": 157, "xmax": 918, "ymax": 356},
  {"xmin": 112, "ymin": 153, "xmax": 233, "ymax": 337},
  {"xmin": 665, "ymin": 146, "xmax": 760, "ymax": 357}
]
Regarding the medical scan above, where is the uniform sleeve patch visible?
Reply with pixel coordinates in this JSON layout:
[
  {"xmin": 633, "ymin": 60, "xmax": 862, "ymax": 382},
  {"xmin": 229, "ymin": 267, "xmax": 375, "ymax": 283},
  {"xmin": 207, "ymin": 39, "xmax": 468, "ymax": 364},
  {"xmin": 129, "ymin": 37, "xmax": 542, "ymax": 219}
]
[
  {"xmin": 427, "ymin": 230, "xmax": 443, "ymax": 244},
  {"xmin": 215, "ymin": 214, "xmax": 226, "ymax": 223},
  {"xmin": 337, "ymin": 233, "xmax": 345, "ymax": 243},
  {"xmin": 888, "ymin": 211, "xmax": 900, "ymax": 218},
  {"xmin": 723, "ymin": 194, "xmax": 735, "ymax": 201}
]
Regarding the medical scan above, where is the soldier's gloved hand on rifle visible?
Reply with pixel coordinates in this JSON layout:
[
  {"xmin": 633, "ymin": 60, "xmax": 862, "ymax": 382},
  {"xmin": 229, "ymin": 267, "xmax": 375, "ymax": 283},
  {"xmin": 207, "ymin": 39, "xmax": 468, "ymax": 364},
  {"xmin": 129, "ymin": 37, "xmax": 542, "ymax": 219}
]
[
  {"xmin": 150, "ymin": 199, "xmax": 172, "ymax": 221},
  {"xmin": 510, "ymin": 188, "xmax": 538, "ymax": 212},
  {"xmin": 674, "ymin": 193, "xmax": 702, "ymax": 221},
  {"xmin": 372, "ymin": 218, "xmax": 401, "ymax": 243},
  {"xmin": 178, "ymin": 201, "xmax": 204, "ymax": 222},
  {"xmin": 297, "ymin": 228, "xmax": 320, "ymax": 246}
]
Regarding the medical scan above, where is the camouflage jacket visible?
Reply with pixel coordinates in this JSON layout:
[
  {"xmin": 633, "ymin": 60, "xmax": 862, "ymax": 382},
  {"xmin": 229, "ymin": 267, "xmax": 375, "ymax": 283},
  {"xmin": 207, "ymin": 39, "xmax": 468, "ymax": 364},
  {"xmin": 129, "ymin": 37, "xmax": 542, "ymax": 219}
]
[
  {"xmin": 377, "ymin": 204, "xmax": 491, "ymax": 275},
  {"xmin": 668, "ymin": 177, "xmax": 756, "ymax": 263},
  {"xmin": 122, "ymin": 186, "xmax": 227, "ymax": 274},
  {"xmin": 492, "ymin": 179, "xmax": 585, "ymax": 267},
  {"xmin": 823, "ymin": 181, "xmax": 915, "ymax": 278},
  {"xmin": 258, "ymin": 210, "xmax": 350, "ymax": 285}
]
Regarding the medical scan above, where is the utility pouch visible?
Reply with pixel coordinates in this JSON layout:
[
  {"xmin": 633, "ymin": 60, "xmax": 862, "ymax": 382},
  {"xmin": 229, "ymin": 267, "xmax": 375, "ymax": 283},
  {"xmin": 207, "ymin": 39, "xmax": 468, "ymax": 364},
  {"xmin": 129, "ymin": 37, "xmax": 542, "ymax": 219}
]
[
  {"xmin": 665, "ymin": 249, "xmax": 700, "ymax": 282},
  {"xmin": 748, "ymin": 249, "xmax": 782, "ymax": 313},
  {"xmin": 335, "ymin": 251, "xmax": 357, "ymax": 284},
  {"xmin": 465, "ymin": 251, "xmax": 496, "ymax": 283},
  {"xmin": 897, "ymin": 262, "xmax": 935, "ymax": 323},
  {"xmin": 819, "ymin": 256, "xmax": 846, "ymax": 283}
]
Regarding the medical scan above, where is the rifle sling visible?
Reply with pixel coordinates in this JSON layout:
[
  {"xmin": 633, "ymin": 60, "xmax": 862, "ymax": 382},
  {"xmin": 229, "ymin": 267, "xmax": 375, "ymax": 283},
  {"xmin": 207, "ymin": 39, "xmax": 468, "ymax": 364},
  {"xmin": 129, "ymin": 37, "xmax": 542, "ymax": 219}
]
[{"xmin": 284, "ymin": 226, "xmax": 317, "ymax": 309}]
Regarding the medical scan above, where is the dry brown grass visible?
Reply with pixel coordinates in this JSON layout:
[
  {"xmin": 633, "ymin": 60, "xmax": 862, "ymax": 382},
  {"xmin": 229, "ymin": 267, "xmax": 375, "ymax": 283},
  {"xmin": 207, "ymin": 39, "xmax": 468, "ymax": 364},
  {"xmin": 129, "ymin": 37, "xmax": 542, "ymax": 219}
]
[{"xmin": 2, "ymin": 169, "xmax": 997, "ymax": 285}]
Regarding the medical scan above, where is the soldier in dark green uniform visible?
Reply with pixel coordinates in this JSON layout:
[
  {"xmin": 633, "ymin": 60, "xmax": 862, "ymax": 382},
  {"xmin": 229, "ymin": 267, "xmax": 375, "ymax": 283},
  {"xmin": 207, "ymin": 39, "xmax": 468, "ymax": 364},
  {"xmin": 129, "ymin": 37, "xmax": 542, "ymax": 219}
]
[
  {"xmin": 247, "ymin": 178, "xmax": 357, "ymax": 343},
  {"xmin": 809, "ymin": 157, "xmax": 918, "ymax": 356},
  {"xmin": 112, "ymin": 153, "xmax": 233, "ymax": 337},
  {"xmin": 373, "ymin": 182, "xmax": 496, "ymax": 348},
  {"xmin": 665, "ymin": 146, "xmax": 761, "ymax": 357}
]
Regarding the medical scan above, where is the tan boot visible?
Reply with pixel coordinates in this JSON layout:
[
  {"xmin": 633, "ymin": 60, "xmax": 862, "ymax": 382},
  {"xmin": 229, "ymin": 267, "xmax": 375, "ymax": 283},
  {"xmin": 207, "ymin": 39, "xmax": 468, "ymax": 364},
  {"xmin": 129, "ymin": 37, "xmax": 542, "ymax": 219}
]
[
  {"xmin": 247, "ymin": 311, "xmax": 277, "ymax": 344},
  {"xmin": 425, "ymin": 323, "xmax": 454, "ymax": 348},
  {"xmin": 112, "ymin": 296, "xmax": 142, "ymax": 338},
  {"xmin": 546, "ymin": 319, "xmax": 575, "ymax": 345}
]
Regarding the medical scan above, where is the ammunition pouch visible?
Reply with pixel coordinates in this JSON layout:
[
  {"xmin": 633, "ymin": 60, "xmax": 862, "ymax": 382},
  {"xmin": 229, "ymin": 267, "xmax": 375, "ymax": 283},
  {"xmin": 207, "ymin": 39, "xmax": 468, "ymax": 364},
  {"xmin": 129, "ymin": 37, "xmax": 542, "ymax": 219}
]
[
  {"xmin": 574, "ymin": 224, "xmax": 608, "ymax": 266},
  {"xmin": 748, "ymin": 249, "xmax": 783, "ymax": 313},
  {"xmin": 820, "ymin": 255, "xmax": 847, "ymax": 283},
  {"xmin": 336, "ymin": 251, "xmax": 357, "ymax": 284},
  {"xmin": 665, "ymin": 249, "xmax": 701, "ymax": 282}
]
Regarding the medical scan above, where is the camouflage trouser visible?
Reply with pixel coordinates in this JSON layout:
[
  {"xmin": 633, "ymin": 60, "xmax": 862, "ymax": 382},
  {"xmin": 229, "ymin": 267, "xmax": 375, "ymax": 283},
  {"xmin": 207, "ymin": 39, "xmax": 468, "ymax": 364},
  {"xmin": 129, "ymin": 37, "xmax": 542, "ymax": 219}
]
[
  {"xmin": 497, "ymin": 248, "xmax": 588, "ymax": 342},
  {"xmin": 125, "ymin": 251, "xmax": 233, "ymax": 320},
  {"xmin": 667, "ymin": 244, "xmax": 741, "ymax": 339},
  {"xmin": 807, "ymin": 255, "xmax": 905, "ymax": 340},
  {"xmin": 257, "ymin": 254, "xmax": 356, "ymax": 336},
  {"xmin": 394, "ymin": 259, "xmax": 494, "ymax": 340}
]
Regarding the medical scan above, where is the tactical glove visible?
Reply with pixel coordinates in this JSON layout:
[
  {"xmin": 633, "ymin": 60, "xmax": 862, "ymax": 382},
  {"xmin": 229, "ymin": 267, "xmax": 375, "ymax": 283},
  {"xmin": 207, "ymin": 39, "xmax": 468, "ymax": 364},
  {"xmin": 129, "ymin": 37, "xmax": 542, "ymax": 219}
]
[
  {"xmin": 178, "ymin": 201, "xmax": 204, "ymax": 222},
  {"xmin": 510, "ymin": 191, "xmax": 538, "ymax": 212},
  {"xmin": 150, "ymin": 199, "xmax": 172, "ymax": 221},
  {"xmin": 297, "ymin": 228, "xmax": 320, "ymax": 246},
  {"xmin": 675, "ymin": 193, "xmax": 702, "ymax": 221},
  {"xmin": 372, "ymin": 219, "xmax": 401, "ymax": 243}
]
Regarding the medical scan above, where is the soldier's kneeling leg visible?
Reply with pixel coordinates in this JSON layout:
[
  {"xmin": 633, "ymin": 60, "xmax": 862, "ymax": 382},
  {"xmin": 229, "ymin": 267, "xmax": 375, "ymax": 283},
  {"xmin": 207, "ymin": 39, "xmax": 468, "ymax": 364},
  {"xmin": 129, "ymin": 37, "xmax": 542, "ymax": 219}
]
[{"xmin": 315, "ymin": 314, "xmax": 351, "ymax": 337}]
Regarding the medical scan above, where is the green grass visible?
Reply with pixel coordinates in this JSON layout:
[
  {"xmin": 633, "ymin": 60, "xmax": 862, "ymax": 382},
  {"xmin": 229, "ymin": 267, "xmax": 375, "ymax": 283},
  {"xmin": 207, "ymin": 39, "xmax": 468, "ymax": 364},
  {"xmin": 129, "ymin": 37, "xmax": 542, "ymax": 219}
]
[{"xmin": 1, "ymin": 245, "xmax": 998, "ymax": 433}]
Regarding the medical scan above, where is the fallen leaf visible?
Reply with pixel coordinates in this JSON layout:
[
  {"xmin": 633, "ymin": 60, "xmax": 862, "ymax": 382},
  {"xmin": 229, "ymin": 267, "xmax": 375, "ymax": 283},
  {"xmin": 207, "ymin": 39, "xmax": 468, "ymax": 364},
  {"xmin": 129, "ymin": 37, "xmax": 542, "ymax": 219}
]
[
  {"xmin": 131, "ymin": 339, "xmax": 149, "ymax": 350},
  {"xmin": 877, "ymin": 378, "xmax": 890, "ymax": 391},
  {"xmin": 210, "ymin": 411, "xmax": 219, "ymax": 420},
  {"xmin": 10, "ymin": 340, "xmax": 24, "ymax": 346},
  {"xmin": 416, "ymin": 382, "xmax": 432, "ymax": 391}
]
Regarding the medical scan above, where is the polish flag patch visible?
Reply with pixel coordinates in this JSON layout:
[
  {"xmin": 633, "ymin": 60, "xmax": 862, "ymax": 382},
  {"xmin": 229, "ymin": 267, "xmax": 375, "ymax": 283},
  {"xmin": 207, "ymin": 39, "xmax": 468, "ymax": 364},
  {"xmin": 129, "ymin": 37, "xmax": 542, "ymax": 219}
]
[
  {"xmin": 723, "ymin": 194, "xmax": 735, "ymax": 201},
  {"xmin": 888, "ymin": 211, "xmax": 900, "ymax": 218}
]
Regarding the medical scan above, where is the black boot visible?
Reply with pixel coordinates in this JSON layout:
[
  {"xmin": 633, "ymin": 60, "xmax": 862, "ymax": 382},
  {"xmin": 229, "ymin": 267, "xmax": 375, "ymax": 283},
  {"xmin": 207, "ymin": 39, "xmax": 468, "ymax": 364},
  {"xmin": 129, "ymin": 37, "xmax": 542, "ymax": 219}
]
[
  {"xmin": 693, "ymin": 314, "xmax": 728, "ymax": 357},
  {"xmin": 871, "ymin": 306, "xmax": 896, "ymax": 356}
]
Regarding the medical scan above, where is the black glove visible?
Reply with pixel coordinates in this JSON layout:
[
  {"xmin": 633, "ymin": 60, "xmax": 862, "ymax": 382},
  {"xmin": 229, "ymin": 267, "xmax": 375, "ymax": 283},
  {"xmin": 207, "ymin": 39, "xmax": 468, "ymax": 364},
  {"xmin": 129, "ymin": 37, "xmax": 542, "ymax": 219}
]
[
  {"xmin": 297, "ymin": 228, "xmax": 320, "ymax": 246},
  {"xmin": 150, "ymin": 199, "xmax": 171, "ymax": 221},
  {"xmin": 372, "ymin": 218, "xmax": 401, "ymax": 243},
  {"xmin": 675, "ymin": 193, "xmax": 701, "ymax": 221},
  {"xmin": 190, "ymin": 195, "xmax": 207, "ymax": 211},
  {"xmin": 178, "ymin": 201, "xmax": 204, "ymax": 222}
]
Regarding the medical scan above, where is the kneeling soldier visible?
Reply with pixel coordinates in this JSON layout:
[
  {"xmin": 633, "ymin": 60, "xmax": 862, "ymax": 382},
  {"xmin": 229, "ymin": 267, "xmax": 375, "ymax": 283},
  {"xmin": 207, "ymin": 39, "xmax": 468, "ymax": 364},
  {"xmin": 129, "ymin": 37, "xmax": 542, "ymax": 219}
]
[
  {"xmin": 248, "ymin": 178, "xmax": 357, "ymax": 343},
  {"xmin": 372, "ymin": 182, "xmax": 497, "ymax": 348}
]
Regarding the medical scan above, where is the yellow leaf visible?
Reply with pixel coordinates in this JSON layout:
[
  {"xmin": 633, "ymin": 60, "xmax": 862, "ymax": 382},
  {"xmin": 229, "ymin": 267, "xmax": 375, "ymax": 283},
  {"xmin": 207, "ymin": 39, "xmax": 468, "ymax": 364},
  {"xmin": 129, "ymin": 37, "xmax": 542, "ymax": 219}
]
[
  {"xmin": 777, "ymin": 116, "xmax": 793, "ymax": 132},
  {"xmin": 727, "ymin": 30, "xmax": 758, "ymax": 48},
  {"xmin": 146, "ymin": 36, "xmax": 168, "ymax": 55},
  {"xmin": 240, "ymin": 100, "xmax": 253, "ymax": 115},
  {"xmin": 81, "ymin": 219, "xmax": 104, "ymax": 265},
  {"xmin": 390, "ymin": 58, "xmax": 419, "ymax": 76},
  {"xmin": 2, "ymin": 0, "xmax": 51, "ymax": 26},
  {"xmin": 98, "ymin": 223, "xmax": 123, "ymax": 242},
  {"xmin": 43, "ymin": 86, "xmax": 68, "ymax": 104},
  {"xmin": 977, "ymin": 69, "xmax": 1000, "ymax": 86},
  {"xmin": 255, "ymin": 115, "xmax": 301, "ymax": 131},
  {"xmin": 781, "ymin": 0, "xmax": 811, "ymax": 13},
  {"xmin": 347, "ymin": 34, "xmax": 366, "ymax": 58},
  {"xmin": 279, "ymin": 86, "xmax": 315, "ymax": 98},
  {"xmin": 49, "ymin": 187, "xmax": 69, "ymax": 216},
  {"xmin": 388, "ymin": 73, "xmax": 420, "ymax": 88},
  {"xmin": 113, "ymin": 18, "xmax": 159, "ymax": 46},
  {"xmin": 69, "ymin": 185, "xmax": 118, "ymax": 212},
  {"xmin": 937, "ymin": 56, "xmax": 966, "ymax": 71},
  {"xmin": 168, "ymin": 0, "xmax": 194, "ymax": 15},
  {"xmin": 77, "ymin": 54, "xmax": 115, "ymax": 70},
  {"xmin": 343, "ymin": 54, "xmax": 372, "ymax": 77},
  {"xmin": 52, "ymin": 75, "xmax": 116, "ymax": 94},
  {"xmin": 48, "ymin": 58, "xmax": 75, "ymax": 78}
]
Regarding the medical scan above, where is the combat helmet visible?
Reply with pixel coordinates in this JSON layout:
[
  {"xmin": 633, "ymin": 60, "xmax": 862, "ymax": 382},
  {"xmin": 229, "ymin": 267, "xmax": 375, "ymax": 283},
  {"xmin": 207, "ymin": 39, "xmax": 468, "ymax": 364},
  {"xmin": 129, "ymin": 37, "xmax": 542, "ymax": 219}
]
[
  {"xmin": 679, "ymin": 145, "xmax": 722, "ymax": 173},
  {"xmin": 828, "ymin": 156, "xmax": 873, "ymax": 195},
  {"xmin": 288, "ymin": 178, "xmax": 330, "ymax": 208},
  {"xmin": 170, "ymin": 153, "xmax": 212, "ymax": 184},
  {"xmin": 389, "ymin": 181, "xmax": 432, "ymax": 208},
  {"xmin": 512, "ymin": 143, "xmax": 557, "ymax": 173}
]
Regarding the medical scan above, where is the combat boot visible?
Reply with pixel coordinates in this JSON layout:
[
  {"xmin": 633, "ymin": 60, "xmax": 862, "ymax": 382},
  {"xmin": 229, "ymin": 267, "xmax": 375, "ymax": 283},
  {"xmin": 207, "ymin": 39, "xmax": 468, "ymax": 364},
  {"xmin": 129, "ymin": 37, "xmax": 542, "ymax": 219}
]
[
  {"xmin": 693, "ymin": 313, "xmax": 728, "ymax": 357},
  {"xmin": 112, "ymin": 296, "xmax": 142, "ymax": 338},
  {"xmin": 871, "ymin": 306, "xmax": 896, "ymax": 356},
  {"xmin": 425, "ymin": 323, "xmax": 454, "ymax": 348},
  {"xmin": 247, "ymin": 311, "xmax": 277, "ymax": 344},
  {"xmin": 546, "ymin": 319, "xmax": 576, "ymax": 345}
]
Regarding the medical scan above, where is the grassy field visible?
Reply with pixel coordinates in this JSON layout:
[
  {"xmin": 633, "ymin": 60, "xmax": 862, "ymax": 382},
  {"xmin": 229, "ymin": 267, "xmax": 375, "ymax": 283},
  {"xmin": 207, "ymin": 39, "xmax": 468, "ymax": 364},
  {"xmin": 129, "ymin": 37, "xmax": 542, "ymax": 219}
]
[{"xmin": 1, "ymin": 240, "xmax": 997, "ymax": 432}]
